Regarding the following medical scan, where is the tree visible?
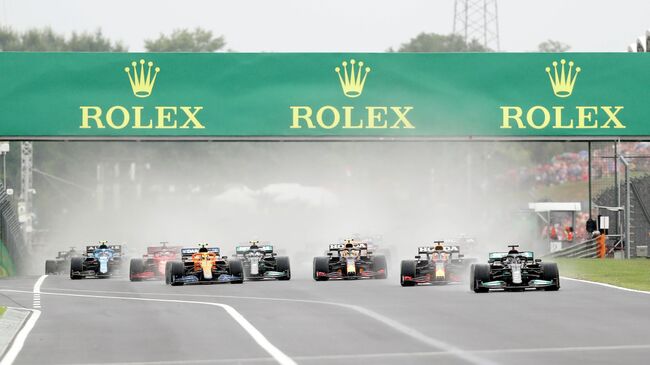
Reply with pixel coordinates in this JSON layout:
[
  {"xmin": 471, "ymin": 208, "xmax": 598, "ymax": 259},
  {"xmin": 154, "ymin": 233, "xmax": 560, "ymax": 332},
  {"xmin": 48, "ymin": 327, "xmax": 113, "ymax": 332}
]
[
  {"xmin": 0, "ymin": 27, "xmax": 125, "ymax": 52},
  {"xmin": 391, "ymin": 32, "xmax": 491, "ymax": 52},
  {"xmin": 144, "ymin": 28, "xmax": 225, "ymax": 52},
  {"xmin": 538, "ymin": 40, "xmax": 571, "ymax": 53}
]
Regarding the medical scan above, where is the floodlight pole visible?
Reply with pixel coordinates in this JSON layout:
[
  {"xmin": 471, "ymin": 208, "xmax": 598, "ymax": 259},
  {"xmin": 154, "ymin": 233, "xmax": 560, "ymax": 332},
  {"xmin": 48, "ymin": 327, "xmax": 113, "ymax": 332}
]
[{"xmin": 619, "ymin": 155, "xmax": 630, "ymax": 259}]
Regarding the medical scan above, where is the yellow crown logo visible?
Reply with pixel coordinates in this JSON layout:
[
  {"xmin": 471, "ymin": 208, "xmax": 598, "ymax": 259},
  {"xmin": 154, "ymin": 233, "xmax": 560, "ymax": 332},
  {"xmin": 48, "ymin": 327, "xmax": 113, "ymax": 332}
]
[
  {"xmin": 545, "ymin": 59, "xmax": 580, "ymax": 98},
  {"xmin": 124, "ymin": 59, "xmax": 160, "ymax": 98},
  {"xmin": 335, "ymin": 59, "xmax": 371, "ymax": 98}
]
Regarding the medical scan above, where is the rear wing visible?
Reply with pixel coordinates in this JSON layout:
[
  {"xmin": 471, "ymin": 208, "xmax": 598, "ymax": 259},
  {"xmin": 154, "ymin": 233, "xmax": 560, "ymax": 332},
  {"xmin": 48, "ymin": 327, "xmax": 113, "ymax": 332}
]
[
  {"xmin": 488, "ymin": 251, "xmax": 534, "ymax": 263},
  {"xmin": 236, "ymin": 245, "xmax": 273, "ymax": 254},
  {"xmin": 329, "ymin": 242, "xmax": 368, "ymax": 251},
  {"xmin": 86, "ymin": 245, "xmax": 122, "ymax": 255},
  {"xmin": 147, "ymin": 246, "xmax": 182, "ymax": 255},
  {"xmin": 181, "ymin": 247, "xmax": 220, "ymax": 257},
  {"xmin": 418, "ymin": 246, "xmax": 460, "ymax": 254}
]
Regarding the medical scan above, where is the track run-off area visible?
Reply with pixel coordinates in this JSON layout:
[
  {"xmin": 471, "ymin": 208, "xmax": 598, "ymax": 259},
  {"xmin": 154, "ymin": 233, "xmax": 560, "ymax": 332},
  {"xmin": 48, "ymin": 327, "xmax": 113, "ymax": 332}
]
[{"xmin": 1, "ymin": 274, "xmax": 650, "ymax": 365}]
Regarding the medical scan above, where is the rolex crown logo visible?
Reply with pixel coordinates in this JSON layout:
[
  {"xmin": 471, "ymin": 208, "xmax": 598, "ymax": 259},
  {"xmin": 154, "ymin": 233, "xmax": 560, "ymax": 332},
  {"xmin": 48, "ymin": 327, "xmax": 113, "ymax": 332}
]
[
  {"xmin": 124, "ymin": 59, "xmax": 160, "ymax": 98},
  {"xmin": 335, "ymin": 59, "xmax": 371, "ymax": 98},
  {"xmin": 545, "ymin": 59, "xmax": 580, "ymax": 98}
]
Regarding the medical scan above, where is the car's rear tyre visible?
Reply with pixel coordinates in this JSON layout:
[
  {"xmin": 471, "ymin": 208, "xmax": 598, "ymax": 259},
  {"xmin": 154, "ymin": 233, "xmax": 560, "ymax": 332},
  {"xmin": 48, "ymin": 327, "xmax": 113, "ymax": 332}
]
[
  {"xmin": 228, "ymin": 259, "xmax": 244, "ymax": 284},
  {"xmin": 70, "ymin": 257, "xmax": 84, "ymax": 280},
  {"xmin": 275, "ymin": 256, "xmax": 291, "ymax": 280},
  {"xmin": 471, "ymin": 264, "xmax": 490, "ymax": 293},
  {"xmin": 169, "ymin": 261, "xmax": 185, "ymax": 286},
  {"xmin": 129, "ymin": 258, "xmax": 145, "ymax": 282},
  {"xmin": 313, "ymin": 257, "xmax": 330, "ymax": 281},
  {"xmin": 45, "ymin": 260, "xmax": 57, "ymax": 275},
  {"xmin": 400, "ymin": 260, "xmax": 416, "ymax": 287},
  {"xmin": 372, "ymin": 255, "xmax": 388, "ymax": 279},
  {"xmin": 541, "ymin": 262, "xmax": 560, "ymax": 291}
]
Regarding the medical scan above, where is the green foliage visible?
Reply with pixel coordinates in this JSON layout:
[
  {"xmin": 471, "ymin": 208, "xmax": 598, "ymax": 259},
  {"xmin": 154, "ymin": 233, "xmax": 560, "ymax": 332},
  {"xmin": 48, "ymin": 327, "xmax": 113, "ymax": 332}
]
[
  {"xmin": 391, "ymin": 32, "xmax": 491, "ymax": 52},
  {"xmin": 557, "ymin": 258, "xmax": 650, "ymax": 291},
  {"xmin": 538, "ymin": 39, "xmax": 571, "ymax": 53},
  {"xmin": 144, "ymin": 28, "xmax": 226, "ymax": 52},
  {"xmin": 0, "ymin": 306, "xmax": 6, "ymax": 316},
  {"xmin": 0, "ymin": 27, "xmax": 125, "ymax": 52}
]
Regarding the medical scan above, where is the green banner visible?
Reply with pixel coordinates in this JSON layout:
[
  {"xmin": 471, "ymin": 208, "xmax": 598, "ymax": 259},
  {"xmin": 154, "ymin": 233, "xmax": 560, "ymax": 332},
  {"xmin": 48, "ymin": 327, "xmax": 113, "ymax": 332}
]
[
  {"xmin": 0, "ymin": 52, "xmax": 647, "ymax": 138},
  {"xmin": 0, "ymin": 240, "xmax": 15, "ymax": 277}
]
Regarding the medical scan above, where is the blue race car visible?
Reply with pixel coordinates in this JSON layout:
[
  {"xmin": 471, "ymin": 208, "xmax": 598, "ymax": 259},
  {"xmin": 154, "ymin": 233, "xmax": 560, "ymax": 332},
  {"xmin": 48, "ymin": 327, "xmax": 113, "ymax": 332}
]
[{"xmin": 70, "ymin": 241, "xmax": 125, "ymax": 279}]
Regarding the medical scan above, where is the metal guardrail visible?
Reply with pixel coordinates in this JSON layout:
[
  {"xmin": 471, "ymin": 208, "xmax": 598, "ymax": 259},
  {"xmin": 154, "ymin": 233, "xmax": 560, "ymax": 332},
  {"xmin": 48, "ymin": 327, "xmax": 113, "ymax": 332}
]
[{"xmin": 544, "ymin": 238, "xmax": 600, "ymax": 259}]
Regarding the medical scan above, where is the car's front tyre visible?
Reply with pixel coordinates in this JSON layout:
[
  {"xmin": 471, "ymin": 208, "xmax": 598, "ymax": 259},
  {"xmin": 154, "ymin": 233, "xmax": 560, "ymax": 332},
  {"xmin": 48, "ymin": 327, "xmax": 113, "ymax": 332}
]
[
  {"xmin": 400, "ymin": 260, "xmax": 416, "ymax": 287},
  {"xmin": 471, "ymin": 263, "xmax": 490, "ymax": 293},
  {"xmin": 540, "ymin": 262, "xmax": 560, "ymax": 291},
  {"xmin": 313, "ymin": 257, "xmax": 330, "ymax": 281}
]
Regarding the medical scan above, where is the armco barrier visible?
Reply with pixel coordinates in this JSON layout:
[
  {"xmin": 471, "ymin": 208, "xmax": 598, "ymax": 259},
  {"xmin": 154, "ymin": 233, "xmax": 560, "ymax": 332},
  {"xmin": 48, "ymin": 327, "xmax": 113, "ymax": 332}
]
[{"xmin": 545, "ymin": 237, "xmax": 600, "ymax": 259}]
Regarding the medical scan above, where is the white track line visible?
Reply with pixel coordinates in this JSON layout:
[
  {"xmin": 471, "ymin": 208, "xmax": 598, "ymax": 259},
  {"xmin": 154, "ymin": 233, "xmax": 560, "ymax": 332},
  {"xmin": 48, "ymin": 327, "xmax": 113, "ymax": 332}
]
[
  {"xmin": 0, "ymin": 289, "xmax": 295, "ymax": 365},
  {"xmin": 31, "ymin": 275, "xmax": 47, "ymax": 309},
  {"xmin": 0, "ymin": 275, "xmax": 47, "ymax": 365},
  {"xmin": 0, "ymin": 287, "xmax": 491, "ymax": 365},
  {"xmin": 561, "ymin": 276, "xmax": 650, "ymax": 295},
  {"xmin": 61, "ymin": 343, "xmax": 650, "ymax": 365}
]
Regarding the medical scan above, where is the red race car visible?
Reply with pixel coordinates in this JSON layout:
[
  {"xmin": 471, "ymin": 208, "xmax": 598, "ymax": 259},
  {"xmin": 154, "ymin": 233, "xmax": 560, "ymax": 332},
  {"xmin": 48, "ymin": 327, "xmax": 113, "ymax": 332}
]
[{"xmin": 130, "ymin": 243, "xmax": 182, "ymax": 281}]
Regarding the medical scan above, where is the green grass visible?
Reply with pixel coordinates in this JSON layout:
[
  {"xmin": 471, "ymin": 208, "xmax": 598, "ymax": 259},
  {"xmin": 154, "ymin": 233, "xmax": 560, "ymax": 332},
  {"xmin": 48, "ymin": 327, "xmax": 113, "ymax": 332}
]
[
  {"xmin": 0, "ymin": 306, "xmax": 6, "ymax": 317},
  {"xmin": 556, "ymin": 258, "xmax": 650, "ymax": 291}
]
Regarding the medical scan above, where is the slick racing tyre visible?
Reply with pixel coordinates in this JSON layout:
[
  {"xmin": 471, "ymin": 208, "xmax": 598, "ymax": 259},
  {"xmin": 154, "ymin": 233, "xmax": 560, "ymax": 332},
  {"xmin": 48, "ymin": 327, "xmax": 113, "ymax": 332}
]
[
  {"xmin": 70, "ymin": 257, "xmax": 84, "ymax": 280},
  {"xmin": 400, "ymin": 260, "xmax": 416, "ymax": 287},
  {"xmin": 313, "ymin": 257, "xmax": 330, "ymax": 281},
  {"xmin": 129, "ymin": 258, "xmax": 145, "ymax": 282},
  {"xmin": 169, "ymin": 261, "xmax": 185, "ymax": 286},
  {"xmin": 471, "ymin": 264, "xmax": 490, "ymax": 293},
  {"xmin": 45, "ymin": 260, "xmax": 57, "ymax": 275},
  {"xmin": 372, "ymin": 255, "xmax": 388, "ymax": 279},
  {"xmin": 540, "ymin": 262, "xmax": 560, "ymax": 291},
  {"xmin": 165, "ymin": 261, "xmax": 173, "ymax": 285},
  {"xmin": 229, "ymin": 259, "xmax": 244, "ymax": 284},
  {"xmin": 275, "ymin": 256, "xmax": 291, "ymax": 281}
]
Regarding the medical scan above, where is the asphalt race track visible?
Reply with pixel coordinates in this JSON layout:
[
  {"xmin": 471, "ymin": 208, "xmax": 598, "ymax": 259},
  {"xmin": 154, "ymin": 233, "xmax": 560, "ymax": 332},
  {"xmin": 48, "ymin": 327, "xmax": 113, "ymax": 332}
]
[{"xmin": 1, "ymin": 274, "xmax": 650, "ymax": 365}]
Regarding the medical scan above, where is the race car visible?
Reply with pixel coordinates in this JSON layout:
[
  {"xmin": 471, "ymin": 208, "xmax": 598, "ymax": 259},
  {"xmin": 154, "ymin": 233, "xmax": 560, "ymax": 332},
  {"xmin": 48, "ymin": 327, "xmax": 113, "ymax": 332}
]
[
  {"xmin": 400, "ymin": 241, "xmax": 475, "ymax": 287},
  {"xmin": 45, "ymin": 247, "xmax": 80, "ymax": 274},
  {"xmin": 234, "ymin": 241, "xmax": 290, "ymax": 280},
  {"xmin": 70, "ymin": 241, "xmax": 125, "ymax": 279},
  {"xmin": 470, "ymin": 245, "xmax": 560, "ymax": 292},
  {"xmin": 313, "ymin": 239, "xmax": 387, "ymax": 280},
  {"xmin": 129, "ymin": 243, "xmax": 182, "ymax": 281},
  {"xmin": 166, "ymin": 244, "xmax": 244, "ymax": 286}
]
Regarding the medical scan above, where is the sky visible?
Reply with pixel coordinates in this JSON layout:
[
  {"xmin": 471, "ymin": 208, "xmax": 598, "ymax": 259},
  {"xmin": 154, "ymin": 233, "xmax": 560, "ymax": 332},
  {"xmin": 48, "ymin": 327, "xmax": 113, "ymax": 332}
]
[{"xmin": 2, "ymin": 0, "xmax": 650, "ymax": 52}]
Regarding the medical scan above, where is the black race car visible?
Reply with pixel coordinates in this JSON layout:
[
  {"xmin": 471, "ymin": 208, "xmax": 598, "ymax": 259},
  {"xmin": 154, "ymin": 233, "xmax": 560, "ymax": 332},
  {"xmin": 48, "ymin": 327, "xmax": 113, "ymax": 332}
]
[
  {"xmin": 400, "ymin": 242, "xmax": 475, "ymax": 287},
  {"xmin": 166, "ymin": 245, "xmax": 244, "ymax": 286},
  {"xmin": 234, "ymin": 241, "xmax": 290, "ymax": 281},
  {"xmin": 313, "ymin": 239, "xmax": 387, "ymax": 280},
  {"xmin": 470, "ymin": 245, "xmax": 560, "ymax": 293},
  {"xmin": 70, "ymin": 242, "xmax": 125, "ymax": 279},
  {"xmin": 45, "ymin": 248, "xmax": 80, "ymax": 274}
]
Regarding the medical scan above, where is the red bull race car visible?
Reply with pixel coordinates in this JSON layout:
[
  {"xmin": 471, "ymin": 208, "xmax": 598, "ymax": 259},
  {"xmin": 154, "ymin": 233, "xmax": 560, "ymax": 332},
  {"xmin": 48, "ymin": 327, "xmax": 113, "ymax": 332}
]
[
  {"xmin": 313, "ymin": 239, "xmax": 387, "ymax": 281},
  {"xmin": 400, "ymin": 241, "xmax": 475, "ymax": 287},
  {"xmin": 166, "ymin": 245, "xmax": 244, "ymax": 286},
  {"xmin": 129, "ymin": 243, "xmax": 182, "ymax": 281}
]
